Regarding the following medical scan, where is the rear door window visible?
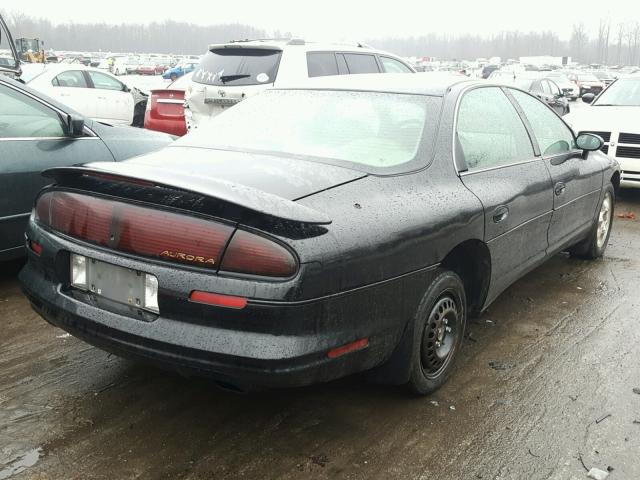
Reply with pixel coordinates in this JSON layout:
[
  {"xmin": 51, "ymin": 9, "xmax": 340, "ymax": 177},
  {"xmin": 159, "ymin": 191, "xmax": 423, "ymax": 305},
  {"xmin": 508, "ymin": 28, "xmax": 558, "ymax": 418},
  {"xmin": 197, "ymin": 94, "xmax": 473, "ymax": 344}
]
[
  {"xmin": 52, "ymin": 70, "xmax": 88, "ymax": 88},
  {"xmin": 343, "ymin": 54, "xmax": 380, "ymax": 74},
  {"xmin": 457, "ymin": 87, "xmax": 534, "ymax": 170},
  {"xmin": 307, "ymin": 52, "xmax": 339, "ymax": 77},
  {"xmin": 336, "ymin": 54, "xmax": 349, "ymax": 74},
  {"xmin": 87, "ymin": 71, "xmax": 125, "ymax": 91},
  {"xmin": 380, "ymin": 56, "xmax": 413, "ymax": 73},
  {"xmin": 192, "ymin": 48, "xmax": 282, "ymax": 86}
]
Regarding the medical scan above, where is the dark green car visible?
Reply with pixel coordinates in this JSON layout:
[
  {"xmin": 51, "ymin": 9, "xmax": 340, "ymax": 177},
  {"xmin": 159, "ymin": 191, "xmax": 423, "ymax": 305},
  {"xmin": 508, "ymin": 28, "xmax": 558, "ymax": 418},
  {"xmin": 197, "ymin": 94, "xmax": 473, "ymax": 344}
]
[{"xmin": 0, "ymin": 75, "xmax": 173, "ymax": 260}]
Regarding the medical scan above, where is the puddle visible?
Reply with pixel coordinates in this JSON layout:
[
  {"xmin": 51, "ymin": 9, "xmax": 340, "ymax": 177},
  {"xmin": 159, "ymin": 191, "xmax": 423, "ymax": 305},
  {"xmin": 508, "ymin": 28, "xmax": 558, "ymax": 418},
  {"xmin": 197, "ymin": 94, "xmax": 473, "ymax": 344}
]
[{"xmin": 0, "ymin": 448, "xmax": 42, "ymax": 480}]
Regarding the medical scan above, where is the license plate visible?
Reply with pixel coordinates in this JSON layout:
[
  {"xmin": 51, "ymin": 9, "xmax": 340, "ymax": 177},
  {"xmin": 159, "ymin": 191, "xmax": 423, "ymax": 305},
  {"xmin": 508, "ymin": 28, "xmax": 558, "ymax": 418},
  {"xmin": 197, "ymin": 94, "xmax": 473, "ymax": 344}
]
[{"xmin": 70, "ymin": 254, "xmax": 158, "ymax": 313}]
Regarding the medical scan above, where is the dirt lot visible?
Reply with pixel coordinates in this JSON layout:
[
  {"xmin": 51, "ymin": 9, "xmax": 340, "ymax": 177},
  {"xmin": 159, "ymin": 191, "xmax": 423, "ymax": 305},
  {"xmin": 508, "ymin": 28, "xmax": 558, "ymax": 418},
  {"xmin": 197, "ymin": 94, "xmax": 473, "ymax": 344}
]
[{"xmin": 1, "ymin": 190, "xmax": 639, "ymax": 480}]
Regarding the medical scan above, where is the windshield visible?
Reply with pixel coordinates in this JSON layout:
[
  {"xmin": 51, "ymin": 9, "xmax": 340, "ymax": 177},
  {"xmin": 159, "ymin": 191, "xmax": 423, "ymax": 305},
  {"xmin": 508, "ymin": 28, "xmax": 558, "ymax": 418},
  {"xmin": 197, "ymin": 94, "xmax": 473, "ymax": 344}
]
[
  {"xmin": 176, "ymin": 89, "xmax": 439, "ymax": 173},
  {"xmin": 193, "ymin": 48, "xmax": 282, "ymax": 86},
  {"xmin": 593, "ymin": 78, "xmax": 640, "ymax": 106}
]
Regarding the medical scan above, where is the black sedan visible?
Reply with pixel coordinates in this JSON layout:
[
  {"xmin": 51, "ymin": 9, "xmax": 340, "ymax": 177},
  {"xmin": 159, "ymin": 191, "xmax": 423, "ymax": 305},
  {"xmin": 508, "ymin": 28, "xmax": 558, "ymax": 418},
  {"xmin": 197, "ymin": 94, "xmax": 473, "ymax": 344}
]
[
  {"xmin": 20, "ymin": 74, "xmax": 619, "ymax": 394},
  {"xmin": 0, "ymin": 76, "xmax": 173, "ymax": 261}
]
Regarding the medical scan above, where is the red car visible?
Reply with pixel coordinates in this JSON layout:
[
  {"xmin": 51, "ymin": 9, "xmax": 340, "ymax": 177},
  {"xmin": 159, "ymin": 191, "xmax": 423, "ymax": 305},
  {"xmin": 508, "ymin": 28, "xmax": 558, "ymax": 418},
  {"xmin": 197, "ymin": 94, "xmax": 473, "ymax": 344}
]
[
  {"xmin": 143, "ymin": 73, "xmax": 191, "ymax": 136},
  {"xmin": 137, "ymin": 64, "xmax": 157, "ymax": 75}
]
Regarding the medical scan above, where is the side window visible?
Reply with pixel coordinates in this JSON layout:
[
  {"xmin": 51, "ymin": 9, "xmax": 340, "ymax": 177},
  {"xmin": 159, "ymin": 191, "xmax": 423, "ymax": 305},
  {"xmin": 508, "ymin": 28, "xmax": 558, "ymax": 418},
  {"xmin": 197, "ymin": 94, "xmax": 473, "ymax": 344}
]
[
  {"xmin": 0, "ymin": 84, "xmax": 65, "ymax": 138},
  {"xmin": 510, "ymin": 89, "xmax": 576, "ymax": 156},
  {"xmin": 540, "ymin": 80, "xmax": 551, "ymax": 94},
  {"xmin": 548, "ymin": 80, "xmax": 561, "ymax": 96},
  {"xmin": 343, "ymin": 54, "xmax": 380, "ymax": 74},
  {"xmin": 87, "ymin": 71, "xmax": 125, "ymax": 91},
  {"xmin": 52, "ymin": 70, "xmax": 88, "ymax": 88},
  {"xmin": 531, "ymin": 81, "xmax": 543, "ymax": 93},
  {"xmin": 336, "ymin": 54, "xmax": 349, "ymax": 74},
  {"xmin": 306, "ymin": 52, "xmax": 339, "ymax": 78},
  {"xmin": 457, "ymin": 87, "xmax": 534, "ymax": 171},
  {"xmin": 380, "ymin": 56, "xmax": 413, "ymax": 73}
]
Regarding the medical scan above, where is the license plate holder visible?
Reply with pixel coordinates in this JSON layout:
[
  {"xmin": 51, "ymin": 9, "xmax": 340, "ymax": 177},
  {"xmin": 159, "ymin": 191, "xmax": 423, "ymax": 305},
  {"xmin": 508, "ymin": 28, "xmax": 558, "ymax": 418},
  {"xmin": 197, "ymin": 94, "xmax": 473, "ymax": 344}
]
[{"xmin": 82, "ymin": 257, "xmax": 147, "ymax": 310}]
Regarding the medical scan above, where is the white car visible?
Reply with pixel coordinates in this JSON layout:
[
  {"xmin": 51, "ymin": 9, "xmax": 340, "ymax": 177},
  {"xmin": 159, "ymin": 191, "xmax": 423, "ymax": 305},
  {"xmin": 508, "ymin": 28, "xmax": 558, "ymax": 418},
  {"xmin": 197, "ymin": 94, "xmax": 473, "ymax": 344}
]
[
  {"xmin": 184, "ymin": 39, "xmax": 414, "ymax": 129},
  {"xmin": 545, "ymin": 71, "xmax": 579, "ymax": 100},
  {"xmin": 112, "ymin": 55, "xmax": 139, "ymax": 76},
  {"xmin": 27, "ymin": 65, "xmax": 134, "ymax": 125},
  {"xmin": 564, "ymin": 76, "xmax": 640, "ymax": 188}
]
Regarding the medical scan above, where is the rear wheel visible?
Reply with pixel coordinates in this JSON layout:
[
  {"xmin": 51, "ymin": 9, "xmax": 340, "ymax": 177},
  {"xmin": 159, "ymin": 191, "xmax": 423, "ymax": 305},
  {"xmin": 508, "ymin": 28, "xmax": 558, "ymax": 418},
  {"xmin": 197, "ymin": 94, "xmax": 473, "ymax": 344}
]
[
  {"xmin": 407, "ymin": 270, "xmax": 466, "ymax": 395},
  {"xmin": 170, "ymin": 73, "xmax": 178, "ymax": 81},
  {"xmin": 569, "ymin": 184, "xmax": 614, "ymax": 259}
]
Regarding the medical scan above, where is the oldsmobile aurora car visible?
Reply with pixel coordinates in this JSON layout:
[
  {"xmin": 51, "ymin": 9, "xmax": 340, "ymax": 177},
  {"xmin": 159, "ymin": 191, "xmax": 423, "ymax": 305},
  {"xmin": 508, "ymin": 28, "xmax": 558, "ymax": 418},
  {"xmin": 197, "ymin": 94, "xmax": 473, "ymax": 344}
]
[{"xmin": 20, "ymin": 74, "xmax": 619, "ymax": 394}]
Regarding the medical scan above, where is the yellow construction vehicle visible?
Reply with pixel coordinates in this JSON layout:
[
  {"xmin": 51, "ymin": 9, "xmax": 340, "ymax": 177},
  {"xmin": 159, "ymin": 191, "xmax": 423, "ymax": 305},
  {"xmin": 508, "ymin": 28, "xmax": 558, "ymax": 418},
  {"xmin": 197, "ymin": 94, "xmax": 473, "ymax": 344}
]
[{"xmin": 15, "ymin": 37, "xmax": 46, "ymax": 63}]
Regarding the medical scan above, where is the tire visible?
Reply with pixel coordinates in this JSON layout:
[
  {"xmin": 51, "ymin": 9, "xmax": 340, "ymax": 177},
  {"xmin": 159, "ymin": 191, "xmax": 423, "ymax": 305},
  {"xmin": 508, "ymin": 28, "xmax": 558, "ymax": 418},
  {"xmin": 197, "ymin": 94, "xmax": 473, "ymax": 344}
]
[
  {"xmin": 407, "ymin": 270, "xmax": 467, "ymax": 395},
  {"xmin": 569, "ymin": 184, "xmax": 615, "ymax": 260},
  {"xmin": 170, "ymin": 73, "xmax": 178, "ymax": 81}
]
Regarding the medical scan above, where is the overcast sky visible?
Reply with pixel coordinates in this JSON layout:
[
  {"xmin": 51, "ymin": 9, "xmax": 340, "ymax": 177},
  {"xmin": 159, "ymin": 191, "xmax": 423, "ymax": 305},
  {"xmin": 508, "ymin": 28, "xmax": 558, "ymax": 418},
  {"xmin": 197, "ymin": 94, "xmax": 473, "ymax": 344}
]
[{"xmin": 8, "ymin": 0, "xmax": 640, "ymax": 41}]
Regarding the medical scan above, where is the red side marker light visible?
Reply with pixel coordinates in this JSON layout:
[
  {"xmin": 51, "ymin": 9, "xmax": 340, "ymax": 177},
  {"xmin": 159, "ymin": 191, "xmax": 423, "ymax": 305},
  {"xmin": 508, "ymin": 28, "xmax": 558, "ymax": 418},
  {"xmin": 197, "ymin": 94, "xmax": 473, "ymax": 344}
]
[
  {"xmin": 29, "ymin": 240, "xmax": 43, "ymax": 255},
  {"xmin": 327, "ymin": 338, "xmax": 369, "ymax": 359},
  {"xmin": 189, "ymin": 291, "xmax": 247, "ymax": 309}
]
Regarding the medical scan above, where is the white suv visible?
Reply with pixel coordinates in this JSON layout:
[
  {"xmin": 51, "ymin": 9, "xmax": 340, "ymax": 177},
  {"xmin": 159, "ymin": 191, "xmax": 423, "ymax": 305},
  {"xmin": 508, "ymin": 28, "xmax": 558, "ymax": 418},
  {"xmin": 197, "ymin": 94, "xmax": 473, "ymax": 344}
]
[{"xmin": 184, "ymin": 39, "xmax": 414, "ymax": 129}]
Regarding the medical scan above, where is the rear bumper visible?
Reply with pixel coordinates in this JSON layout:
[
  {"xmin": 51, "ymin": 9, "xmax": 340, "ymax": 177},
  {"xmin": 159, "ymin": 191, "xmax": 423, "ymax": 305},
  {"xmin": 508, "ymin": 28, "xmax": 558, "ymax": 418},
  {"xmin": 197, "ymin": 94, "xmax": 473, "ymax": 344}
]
[
  {"xmin": 144, "ymin": 115, "xmax": 187, "ymax": 136},
  {"xmin": 19, "ymin": 223, "xmax": 426, "ymax": 389}
]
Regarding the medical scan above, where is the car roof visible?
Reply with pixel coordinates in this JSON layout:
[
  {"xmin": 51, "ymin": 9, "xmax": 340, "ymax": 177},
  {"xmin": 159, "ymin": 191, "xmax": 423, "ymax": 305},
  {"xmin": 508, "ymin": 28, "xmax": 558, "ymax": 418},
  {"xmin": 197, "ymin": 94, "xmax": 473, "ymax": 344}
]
[
  {"xmin": 207, "ymin": 38, "xmax": 400, "ymax": 57},
  {"xmin": 275, "ymin": 72, "xmax": 477, "ymax": 96}
]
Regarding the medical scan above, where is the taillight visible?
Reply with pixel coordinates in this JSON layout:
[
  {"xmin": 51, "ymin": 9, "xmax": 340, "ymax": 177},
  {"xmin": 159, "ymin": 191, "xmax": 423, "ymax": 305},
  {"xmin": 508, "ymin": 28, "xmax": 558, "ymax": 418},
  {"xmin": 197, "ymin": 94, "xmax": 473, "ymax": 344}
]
[
  {"xmin": 145, "ymin": 93, "xmax": 156, "ymax": 112},
  {"xmin": 35, "ymin": 191, "xmax": 233, "ymax": 268},
  {"xmin": 220, "ymin": 230, "xmax": 297, "ymax": 278}
]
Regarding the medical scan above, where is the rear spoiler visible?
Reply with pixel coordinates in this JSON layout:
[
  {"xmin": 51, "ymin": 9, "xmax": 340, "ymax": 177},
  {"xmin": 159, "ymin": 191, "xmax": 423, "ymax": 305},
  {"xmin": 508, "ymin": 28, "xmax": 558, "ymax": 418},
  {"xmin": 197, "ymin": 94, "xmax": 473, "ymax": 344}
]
[{"xmin": 43, "ymin": 164, "xmax": 331, "ymax": 226}]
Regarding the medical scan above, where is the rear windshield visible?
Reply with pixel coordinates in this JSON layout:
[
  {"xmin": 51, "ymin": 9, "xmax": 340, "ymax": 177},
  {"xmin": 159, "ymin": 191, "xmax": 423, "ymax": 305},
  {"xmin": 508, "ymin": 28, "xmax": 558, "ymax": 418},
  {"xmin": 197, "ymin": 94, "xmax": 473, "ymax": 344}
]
[
  {"xmin": 176, "ymin": 89, "xmax": 441, "ymax": 174},
  {"xmin": 192, "ymin": 48, "xmax": 282, "ymax": 86}
]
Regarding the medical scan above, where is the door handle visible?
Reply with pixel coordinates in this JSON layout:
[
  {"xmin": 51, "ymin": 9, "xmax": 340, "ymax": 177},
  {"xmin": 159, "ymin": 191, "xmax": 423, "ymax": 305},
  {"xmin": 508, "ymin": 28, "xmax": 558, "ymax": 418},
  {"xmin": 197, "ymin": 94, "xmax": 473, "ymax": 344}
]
[
  {"xmin": 554, "ymin": 182, "xmax": 566, "ymax": 196},
  {"xmin": 492, "ymin": 206, "xmax": 509, "ymax": 223}
]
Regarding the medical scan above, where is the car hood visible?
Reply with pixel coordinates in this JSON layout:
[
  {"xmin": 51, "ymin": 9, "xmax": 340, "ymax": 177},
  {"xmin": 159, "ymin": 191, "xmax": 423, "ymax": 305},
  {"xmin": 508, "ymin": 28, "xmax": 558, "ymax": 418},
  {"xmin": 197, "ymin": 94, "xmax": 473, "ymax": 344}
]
[
  {"xmin": 85, "ymin": 146, "xmax": 367, "ymax": 201},
  {"xmin": 564, "ymin": 106, "xmax": 640, "ymax": 133}
]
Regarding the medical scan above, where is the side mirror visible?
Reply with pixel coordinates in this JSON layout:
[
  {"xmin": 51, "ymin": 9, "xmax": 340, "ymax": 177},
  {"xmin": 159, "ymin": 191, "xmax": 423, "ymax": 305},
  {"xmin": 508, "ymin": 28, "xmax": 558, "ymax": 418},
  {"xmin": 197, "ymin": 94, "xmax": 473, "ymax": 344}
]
[
  {"xmin": 66, "ymin": 114, "xmax": 85, "ymax": 137},
  {"xmin": 582, "ymin": 93, "xmax": 595, "ymax": 104},
  {"xmin": 576, "ymin": 133, "xmax": 604, "ymax": 152},
  {"xmin": 122, "ymin": 84, "xmax": 130, "ymax": 93}
]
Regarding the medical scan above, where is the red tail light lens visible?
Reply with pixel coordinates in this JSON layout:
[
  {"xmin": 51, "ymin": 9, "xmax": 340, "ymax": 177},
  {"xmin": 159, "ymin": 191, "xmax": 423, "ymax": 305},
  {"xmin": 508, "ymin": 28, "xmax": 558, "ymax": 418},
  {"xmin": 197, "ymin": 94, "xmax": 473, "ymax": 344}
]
[
  {"xmin": 189, "ymin": 291, "xmax": 247, "ymax": 309},
  {"xmin": 29, "ymin": 239, "xmax": 43, "ymax": 255},
  {"xmin": 35, "ymin": 191, "xmax": 233, "ymax": 269},
  {"xmin": 220, "ymin": 230, "xmax": 297, "ymax": 278}
]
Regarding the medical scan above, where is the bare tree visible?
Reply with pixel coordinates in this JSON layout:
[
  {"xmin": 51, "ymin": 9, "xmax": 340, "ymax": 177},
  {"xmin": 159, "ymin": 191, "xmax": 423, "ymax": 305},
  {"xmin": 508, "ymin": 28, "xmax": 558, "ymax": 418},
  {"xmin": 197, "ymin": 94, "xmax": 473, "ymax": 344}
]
[{"xmin": 570, "ymin": 22, "xmax": 589, "ymax": 63}]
